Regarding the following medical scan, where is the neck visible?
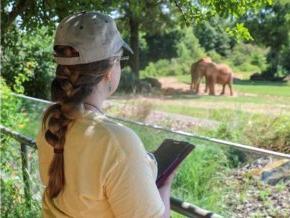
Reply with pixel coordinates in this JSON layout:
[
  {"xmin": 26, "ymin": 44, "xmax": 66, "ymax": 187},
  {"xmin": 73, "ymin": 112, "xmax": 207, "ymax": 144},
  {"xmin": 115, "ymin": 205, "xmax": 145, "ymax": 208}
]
[{"xmin": 84, "ymin": 102, "xmax": 103, "ymax": 113}]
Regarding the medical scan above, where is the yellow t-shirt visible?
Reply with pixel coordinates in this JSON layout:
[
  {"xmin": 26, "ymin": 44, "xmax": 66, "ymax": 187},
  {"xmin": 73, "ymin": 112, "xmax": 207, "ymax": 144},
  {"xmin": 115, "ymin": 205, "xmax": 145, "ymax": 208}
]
[{"xmin": 36, "ymin": 110, "xmax": 165, "ymax": 218}]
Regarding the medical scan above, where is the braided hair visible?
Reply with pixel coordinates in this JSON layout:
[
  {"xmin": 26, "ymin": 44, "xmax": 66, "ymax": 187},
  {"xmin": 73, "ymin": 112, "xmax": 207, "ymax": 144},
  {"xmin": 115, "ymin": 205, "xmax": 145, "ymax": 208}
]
[{"xmin": 43, "ymin": 45, "xmax": 116, "ymax": 199}]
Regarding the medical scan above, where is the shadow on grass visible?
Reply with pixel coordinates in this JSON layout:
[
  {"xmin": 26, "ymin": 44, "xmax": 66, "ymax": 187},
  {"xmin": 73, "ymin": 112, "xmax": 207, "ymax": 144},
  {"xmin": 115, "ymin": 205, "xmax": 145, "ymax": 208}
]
[{"xmin": 234, "ymin": 80, "xmax": 289, "ymax": 87}]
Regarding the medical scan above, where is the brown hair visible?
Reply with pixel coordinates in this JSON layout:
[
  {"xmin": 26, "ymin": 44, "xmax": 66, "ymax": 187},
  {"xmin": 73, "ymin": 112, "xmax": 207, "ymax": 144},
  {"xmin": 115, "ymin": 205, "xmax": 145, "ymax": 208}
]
[{"xmin": 43, "ymin": 46, "xmax": 116, "ymax": 199}]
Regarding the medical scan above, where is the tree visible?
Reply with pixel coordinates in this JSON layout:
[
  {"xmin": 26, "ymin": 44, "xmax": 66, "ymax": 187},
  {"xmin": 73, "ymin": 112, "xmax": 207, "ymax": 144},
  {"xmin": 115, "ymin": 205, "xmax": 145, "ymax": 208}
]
[
  {"xmin": 243, "ymin": 0, "xmax": 290, "ymax": 78},
  {"xmin": 2, "ymin": 0, "xmax": 273, "ymax": 81},
  {"xmin": 116, "ymin": 1, "xmax": 174, "ymax": 78}
]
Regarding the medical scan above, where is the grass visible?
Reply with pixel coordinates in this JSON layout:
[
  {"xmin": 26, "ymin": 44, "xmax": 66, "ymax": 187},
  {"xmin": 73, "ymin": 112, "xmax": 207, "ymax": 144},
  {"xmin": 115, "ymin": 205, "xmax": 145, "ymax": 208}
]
[
  {"xmin": 154, "ymin": 103, "xmax": 255, "ymax": 122},
  {"xmin": 114, "ymin": 121, "xmax": 235, "ymax": 216},
  {"xmin": 111, "ymin": 74, "xmax": 290, "ymax": 153},
  {"xmin": 111, "ymin": 97, "xmax": 290, "ymax": 153}
]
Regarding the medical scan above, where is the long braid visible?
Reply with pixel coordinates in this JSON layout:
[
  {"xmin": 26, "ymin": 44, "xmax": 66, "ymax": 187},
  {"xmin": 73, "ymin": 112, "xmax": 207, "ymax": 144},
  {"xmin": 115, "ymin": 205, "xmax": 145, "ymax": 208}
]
[{"xmin": 42, "ymin": 46, "xmax": 116, "ymax": 199}]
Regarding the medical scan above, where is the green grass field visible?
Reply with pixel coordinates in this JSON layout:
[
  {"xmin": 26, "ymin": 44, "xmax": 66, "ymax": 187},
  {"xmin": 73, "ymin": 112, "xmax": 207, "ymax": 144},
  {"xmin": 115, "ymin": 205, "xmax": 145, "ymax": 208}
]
[{"xmin": 111, "ymin": 76, "xmax": 290, "ymax": 153}]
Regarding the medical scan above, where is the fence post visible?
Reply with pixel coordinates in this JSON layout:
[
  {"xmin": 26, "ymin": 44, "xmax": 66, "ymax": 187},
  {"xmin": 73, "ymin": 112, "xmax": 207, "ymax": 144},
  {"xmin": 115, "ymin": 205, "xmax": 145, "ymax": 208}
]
[{"xmin": 20, "ymin": 143, "xmax": 31, "ymax": 208}]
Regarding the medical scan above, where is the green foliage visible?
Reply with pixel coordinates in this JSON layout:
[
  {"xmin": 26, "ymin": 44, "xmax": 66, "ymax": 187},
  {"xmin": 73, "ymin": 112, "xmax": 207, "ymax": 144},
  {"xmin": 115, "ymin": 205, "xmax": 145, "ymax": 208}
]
[
  {"xmin": 204, "ymin": 43, "xmax": 269, "ymax": 79},
  {"xmin": 172, "ymin": 0, "xmax": 272, "ymax": 40},
  {"xmin": 176, "ymin": 27, "xmax": 205, "ymax": 60},
  {"xmin": 280, "ymin": 35, "xmax": 290, "ymax": 74},
  {"xmin": 2, "ymin": 27, "xmax": 54, "ymax": 99},
  {"xmin": 0, "ymin": 77, "xmax": 28, "ymax": 128},
  {"xmin": 0, "ymin": 79, "xmax": 41, "ymax": 217},
  {"xmin": 141, "ymin": 58, "xmax": 194, "ymax": 78},
  {"xmin": 244, "ymin": 115, "xmax": 290, "ymax": 152},
  {"xmin": 228, "ymin": 43, "xmax": 268, "ymax": 73},
  {"xmin": 244, "ymin": 1, "xmax": 290, "ymax": 77},
  {"xmin": 1, "ymin": 0, "xmax": 113, "ymax": 35},
  {"xmin": 140, "ymin": 20, "xmax": 270, "ymax": 79},
  {"xmin": 194, "ymin": 18, "xmax": 235, "ymax": 56},
  {"xmin": 141, "ymin": 27, "xmax": 205, "ymax": 78},
  {"xmin": 140, "ymin": 29, "xmax": 182, "ymax": 68},
  {"xmin": 172, "ymin": 145, "xmax": 230, "ymax": 213},
  {"xmin": 1, "ymin": 178, "xmax": 41, "ymax": 217},
  {"xmin": 140, "ymin": 59, "xmax": 172, "ymax": 77},
  {"xmin": 226, "ymin": 23, "xmax": 253, "ymax": 41}
]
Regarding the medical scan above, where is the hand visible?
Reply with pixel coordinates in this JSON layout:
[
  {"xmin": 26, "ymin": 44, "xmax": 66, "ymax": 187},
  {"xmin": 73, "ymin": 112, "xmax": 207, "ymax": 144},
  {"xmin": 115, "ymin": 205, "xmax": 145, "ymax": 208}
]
[{"xmin": 160, "ymin": 168, "xmax": 177, "ymax": 188}]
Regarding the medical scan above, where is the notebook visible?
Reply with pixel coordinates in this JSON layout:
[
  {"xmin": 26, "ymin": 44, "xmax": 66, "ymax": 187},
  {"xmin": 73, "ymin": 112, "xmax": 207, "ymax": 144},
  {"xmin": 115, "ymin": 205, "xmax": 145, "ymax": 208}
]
[{"xmin": 153, "ymin": 139, "xmax": 195, "ymax": 188}]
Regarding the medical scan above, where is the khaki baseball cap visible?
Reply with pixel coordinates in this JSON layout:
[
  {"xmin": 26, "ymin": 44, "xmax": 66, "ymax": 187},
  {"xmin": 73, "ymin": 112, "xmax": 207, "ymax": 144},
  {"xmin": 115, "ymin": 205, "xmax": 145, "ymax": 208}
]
[{"xmin": 54, "ymin": 11, "xmax": 133, "ymax": 65}]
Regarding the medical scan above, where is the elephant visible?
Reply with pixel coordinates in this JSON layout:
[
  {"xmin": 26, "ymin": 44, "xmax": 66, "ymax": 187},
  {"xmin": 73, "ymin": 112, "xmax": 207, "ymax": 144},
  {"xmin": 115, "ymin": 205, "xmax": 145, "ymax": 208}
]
[
  {"xmin": 190, "ymin": 57, "xmax": 234, "ymax": 96},
  {"xmin": 190, "ymin": 57, "xmax": 212, "ymax": 93},
  {"xmin": 204, "ymin": 62, "xmax": 234, "ymax": 96}
]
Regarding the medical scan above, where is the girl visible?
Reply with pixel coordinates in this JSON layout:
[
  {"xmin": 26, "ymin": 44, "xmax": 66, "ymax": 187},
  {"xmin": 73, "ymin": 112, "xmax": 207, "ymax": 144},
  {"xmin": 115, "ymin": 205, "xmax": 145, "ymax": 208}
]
[{"xmin": 36, "ymin": 11, "xmax": 174, "ymax": 218}]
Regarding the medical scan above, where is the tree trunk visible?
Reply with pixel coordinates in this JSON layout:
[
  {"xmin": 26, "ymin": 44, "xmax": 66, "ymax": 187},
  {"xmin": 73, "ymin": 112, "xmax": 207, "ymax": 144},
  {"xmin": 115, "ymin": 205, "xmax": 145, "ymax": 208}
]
[{"xmin": 129, "ymin": 16, "xmax": 140, "ymax": 79}]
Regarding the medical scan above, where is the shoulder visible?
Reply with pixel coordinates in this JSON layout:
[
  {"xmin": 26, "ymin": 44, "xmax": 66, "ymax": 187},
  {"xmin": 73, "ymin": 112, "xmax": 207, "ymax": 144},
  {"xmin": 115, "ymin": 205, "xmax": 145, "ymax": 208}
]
[
  {"xmin": 102, "ymin": 119, "xmax": 145, "ymax": 158},
  {"xmin": 80, "ymin": 111, "xmax": 145, "ymax": 157}
]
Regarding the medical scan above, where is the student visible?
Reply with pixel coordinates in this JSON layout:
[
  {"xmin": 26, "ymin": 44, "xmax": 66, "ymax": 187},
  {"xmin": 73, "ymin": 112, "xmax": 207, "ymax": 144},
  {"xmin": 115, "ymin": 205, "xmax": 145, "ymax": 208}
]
[{"xmin": 36, "ymin": 11, "xmax": 174, "ymax": 218}]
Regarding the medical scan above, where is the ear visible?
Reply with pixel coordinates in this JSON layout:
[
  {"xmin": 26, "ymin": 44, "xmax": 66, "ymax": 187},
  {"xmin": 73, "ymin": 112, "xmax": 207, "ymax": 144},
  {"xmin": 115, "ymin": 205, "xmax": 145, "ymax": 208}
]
[{"xmin": 104, "ymin": 71, "xmax": 112, "ymax": 81}]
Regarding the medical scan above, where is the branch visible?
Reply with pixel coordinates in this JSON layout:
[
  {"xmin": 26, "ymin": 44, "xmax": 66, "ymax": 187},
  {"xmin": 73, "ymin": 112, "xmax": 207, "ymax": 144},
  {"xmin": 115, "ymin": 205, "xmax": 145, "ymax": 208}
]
[{"xmin": 174, "ymin": 0, "xmax": 190, "ymax": 26}]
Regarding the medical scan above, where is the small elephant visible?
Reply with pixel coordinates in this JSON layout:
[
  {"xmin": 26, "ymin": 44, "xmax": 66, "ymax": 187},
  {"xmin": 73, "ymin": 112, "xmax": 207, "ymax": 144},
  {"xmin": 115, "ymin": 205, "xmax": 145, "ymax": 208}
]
[{"xmin": 204, "ymin": 62, "xmax": 234, "ymax": 96}]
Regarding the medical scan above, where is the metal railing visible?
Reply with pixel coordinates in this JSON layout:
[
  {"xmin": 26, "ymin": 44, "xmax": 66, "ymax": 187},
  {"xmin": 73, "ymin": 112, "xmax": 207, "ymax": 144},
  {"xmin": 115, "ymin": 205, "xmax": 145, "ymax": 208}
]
[
  {"xmin": 0, "ymin": 125, "xmax": 222, "ymax": 217},
  {"xmin": 12, "ymin": 93, "xmax": 290, "ymax": 159}
]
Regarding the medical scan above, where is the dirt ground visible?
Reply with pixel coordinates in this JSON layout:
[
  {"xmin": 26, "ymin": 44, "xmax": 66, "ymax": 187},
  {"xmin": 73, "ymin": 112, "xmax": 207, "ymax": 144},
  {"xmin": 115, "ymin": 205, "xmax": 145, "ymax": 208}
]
[{"xmin": 158, "ymin": 77, "xmax": 235, "ymax": 96}]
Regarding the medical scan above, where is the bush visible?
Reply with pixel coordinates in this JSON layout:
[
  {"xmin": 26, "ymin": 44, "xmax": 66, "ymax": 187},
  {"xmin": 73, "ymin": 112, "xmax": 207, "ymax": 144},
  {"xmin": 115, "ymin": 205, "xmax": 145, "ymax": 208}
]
[
  {"xmin": 176, "ymin": 27, "xmax": 205, "ymax": 60},
  {"xmin": 173, "ymin": 145, "xmax": 230, "ymax": 213},
  {"xmin": 228, "ymin": 43, "xmax": 268, "ymax": 73},
  {"xmin": 118, "ymin": 67, "xmax": 152, "ymax": 93},
  {"xmin": 140, "ymin": 27, "xmax": 205, "ymax": 78},
  {"xmin": 2, "ymin": 27, "xmax": 54, "ymax": 99},
  {"xmin": 206, "ymin": 50, "xmax": 223, "ymax": 63},
  {"xmin": 0, "ymin": 78, "xmax": 41, "ymax": 217},
  {"xmin": 0, "ymin": 77, "xmax": 28, "ymax": 128},
  {"xmin": 203, "ymin": 43, "xmax": 269, "ymax": 79},
  {"xmin": 118, "ymin": 67, "xmax": 139, "ymax": 92}
]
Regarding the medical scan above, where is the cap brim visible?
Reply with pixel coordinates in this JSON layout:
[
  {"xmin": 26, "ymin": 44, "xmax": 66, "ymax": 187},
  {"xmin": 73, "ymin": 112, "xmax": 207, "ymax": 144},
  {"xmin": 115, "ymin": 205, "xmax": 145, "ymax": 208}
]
[{"xmin": 122, "ymin": 41, "xmax": 134, "ymax": 54}]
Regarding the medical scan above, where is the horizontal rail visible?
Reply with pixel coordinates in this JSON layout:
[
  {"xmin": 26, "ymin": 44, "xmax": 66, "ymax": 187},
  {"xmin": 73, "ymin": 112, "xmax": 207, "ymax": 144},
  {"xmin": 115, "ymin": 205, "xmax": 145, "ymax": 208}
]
[
  {"xmin": 0, "ymin": 125, "xmax": 36, "ymax": 149},
  {"xmin": 10, "ymin": 93, "xmax": 290, "ymax": 159},
  {"xmin": 108, "ymin": 116, "xmax": 290, "ymax": 159},
  {"xmin": 170, "ymin": 197, "xmax": 222, "ymax": 218},
  {"xmin": 0, "ymin": 124, "xmax": 221, "ymax": 217}
]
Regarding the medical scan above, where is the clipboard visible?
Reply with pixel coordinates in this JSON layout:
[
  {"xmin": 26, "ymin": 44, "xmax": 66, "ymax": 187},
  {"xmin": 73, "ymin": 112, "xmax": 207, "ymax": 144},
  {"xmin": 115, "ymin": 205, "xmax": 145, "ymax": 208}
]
[{"xmin": 153, "ymin": 139, "xmax": 195, "ymax": 188}]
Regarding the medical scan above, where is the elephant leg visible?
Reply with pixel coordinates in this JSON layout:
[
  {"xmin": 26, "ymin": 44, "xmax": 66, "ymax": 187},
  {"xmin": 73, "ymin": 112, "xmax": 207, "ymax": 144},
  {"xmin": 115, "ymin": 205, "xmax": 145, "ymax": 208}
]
[
  {"xmin": 190, "ymin": 77, "xmax": 194, "ymax": 91},
  {"xmin": 208, "ymin": 80, "xmax": 215, "ymax": 95},
  {"xmin": 196, "ymin": 82, "xmax": 200, "ymax": 94},
  {"xmin": 210, "ymin": 76, "xmax": 216, "ymax": 95},
  {"xmin": 228, "ymin": 83, "xmax": 233, "ymax": 96},
  {"xmin": 211, "ymin": 84, "xmax": 216, "ymax": 96},
  {"xmin": 204, "ymin": 75, "xmax": 210, "ymax": 93},
  {"xmin": 220, "ymin": 84, "xmax": 226, "ymax": 95}
]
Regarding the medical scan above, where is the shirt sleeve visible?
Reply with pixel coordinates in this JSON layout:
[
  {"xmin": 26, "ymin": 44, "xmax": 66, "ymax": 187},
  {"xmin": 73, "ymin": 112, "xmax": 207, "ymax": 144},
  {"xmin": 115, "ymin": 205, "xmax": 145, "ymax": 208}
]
[{"xmin": 104, "ymin": 139, "xmax": 165, "ymax": 218}]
